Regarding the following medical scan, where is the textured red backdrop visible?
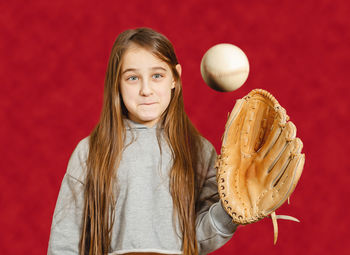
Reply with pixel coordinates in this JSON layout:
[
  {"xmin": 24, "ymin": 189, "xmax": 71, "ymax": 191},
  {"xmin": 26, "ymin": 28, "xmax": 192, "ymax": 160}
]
[{"xmin": 1, "ymin": 0, "xmax": 349, "ymax": 254}]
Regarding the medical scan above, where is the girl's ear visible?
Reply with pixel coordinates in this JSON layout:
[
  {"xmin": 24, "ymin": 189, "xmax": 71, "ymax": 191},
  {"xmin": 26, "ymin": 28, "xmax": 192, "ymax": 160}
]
[
  {"xmin": 172, "ymin": 64, "xmax": 182, "ymax": 89},
  {"xmin": 175, "ymin": 64, "xmax": 182, "ymax": 77}
]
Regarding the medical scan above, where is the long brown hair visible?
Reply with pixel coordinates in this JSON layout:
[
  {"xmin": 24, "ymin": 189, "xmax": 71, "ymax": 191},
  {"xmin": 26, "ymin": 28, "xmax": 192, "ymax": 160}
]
[{"xmin": 80, "ymin": 27, "xmax": 205, "ymax": 255}]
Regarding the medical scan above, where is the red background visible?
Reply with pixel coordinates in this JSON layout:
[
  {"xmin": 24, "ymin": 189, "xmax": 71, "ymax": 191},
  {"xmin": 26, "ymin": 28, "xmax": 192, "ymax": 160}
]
[{"xmin": 1, "ymin": 0, "xmax": 349, "ymax": 254}]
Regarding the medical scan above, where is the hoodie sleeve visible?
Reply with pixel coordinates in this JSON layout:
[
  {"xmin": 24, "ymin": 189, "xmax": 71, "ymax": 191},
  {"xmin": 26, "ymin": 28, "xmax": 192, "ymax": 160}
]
[
  {"xmin": 47, "ymin": 138, "xmax": 89, "ymax": 255},
  {"xmin": 195, "ymin": 139, "xmax": 238, "ymax": 255}
]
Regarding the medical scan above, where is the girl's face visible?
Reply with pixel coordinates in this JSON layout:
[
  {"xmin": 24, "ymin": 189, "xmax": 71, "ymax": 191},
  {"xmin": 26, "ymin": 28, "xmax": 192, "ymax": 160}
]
[{"xmin": 120, "ymin": 44, "xmax": 181, "ymax": 127}]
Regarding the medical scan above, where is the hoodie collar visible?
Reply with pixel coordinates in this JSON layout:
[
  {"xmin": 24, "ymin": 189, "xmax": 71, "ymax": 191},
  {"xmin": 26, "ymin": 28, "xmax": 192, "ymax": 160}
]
[{"xmin": 123, "ymin": 118, "xmax": 162, "ymax": 130}]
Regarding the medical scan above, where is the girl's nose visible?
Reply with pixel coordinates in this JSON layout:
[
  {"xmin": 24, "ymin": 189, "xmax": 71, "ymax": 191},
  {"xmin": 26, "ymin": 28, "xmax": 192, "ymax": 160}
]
[{"xmin": 140, "ymin": 80, "xmax": 153, "ymax": 96}]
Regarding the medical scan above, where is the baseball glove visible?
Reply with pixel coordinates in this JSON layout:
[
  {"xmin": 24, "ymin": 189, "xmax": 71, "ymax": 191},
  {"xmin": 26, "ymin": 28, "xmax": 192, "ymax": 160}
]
[{"xmin": 216, "ymin": 89, "xmax": 305, "ymax": 244}]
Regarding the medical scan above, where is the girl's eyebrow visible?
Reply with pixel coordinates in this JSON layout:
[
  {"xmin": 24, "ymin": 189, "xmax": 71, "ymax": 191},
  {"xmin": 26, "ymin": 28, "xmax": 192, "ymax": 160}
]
[{"xmin": 122, "ymin": 66, "xmax": 167, "ymax": 74}]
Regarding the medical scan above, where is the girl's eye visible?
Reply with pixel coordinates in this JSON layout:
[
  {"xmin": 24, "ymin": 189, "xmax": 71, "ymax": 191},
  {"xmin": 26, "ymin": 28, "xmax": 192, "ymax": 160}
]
[
  {"xmin": 127, "ymin": 76, "xmax": 138, "ymax": 81},
  {"xmin": 152, "ymin": 73, "xmax": 163, "ymax": 79}
]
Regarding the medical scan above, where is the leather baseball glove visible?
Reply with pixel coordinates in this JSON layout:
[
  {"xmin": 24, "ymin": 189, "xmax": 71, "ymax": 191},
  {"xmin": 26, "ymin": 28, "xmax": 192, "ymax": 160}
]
[{"xmin": 216, "ymin": 89, "xmax": 305, "ymax": 244}]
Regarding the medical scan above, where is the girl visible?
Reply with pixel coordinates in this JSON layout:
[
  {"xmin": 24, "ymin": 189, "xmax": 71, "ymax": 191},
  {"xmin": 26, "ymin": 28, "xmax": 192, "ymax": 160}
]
[{"xmin": 48, "ymin": 27, "xmax": 237, "ymax": 255}]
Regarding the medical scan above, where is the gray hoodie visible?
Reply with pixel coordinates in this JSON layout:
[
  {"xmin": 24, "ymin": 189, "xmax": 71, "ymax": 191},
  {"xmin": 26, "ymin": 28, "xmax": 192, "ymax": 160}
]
[{"xmin": 47, "ymin": 120, "xmax": 237, "ymax": 255}]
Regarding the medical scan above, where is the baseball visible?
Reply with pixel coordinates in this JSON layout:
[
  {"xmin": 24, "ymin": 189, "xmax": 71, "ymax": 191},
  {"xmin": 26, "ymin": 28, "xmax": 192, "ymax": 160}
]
[{"xmin": 200, "ymin": 43, "xmax": 250, "ymax": 92}]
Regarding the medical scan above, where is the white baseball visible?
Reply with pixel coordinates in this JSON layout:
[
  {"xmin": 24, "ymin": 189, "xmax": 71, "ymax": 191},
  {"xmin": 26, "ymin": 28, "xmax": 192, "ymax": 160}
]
[{"xmin": 200, "ymin": 43, "xmax": 250, "ymax": 92}]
